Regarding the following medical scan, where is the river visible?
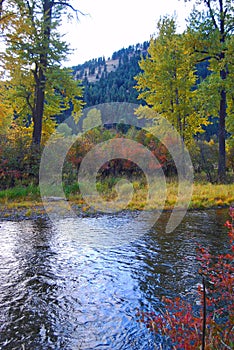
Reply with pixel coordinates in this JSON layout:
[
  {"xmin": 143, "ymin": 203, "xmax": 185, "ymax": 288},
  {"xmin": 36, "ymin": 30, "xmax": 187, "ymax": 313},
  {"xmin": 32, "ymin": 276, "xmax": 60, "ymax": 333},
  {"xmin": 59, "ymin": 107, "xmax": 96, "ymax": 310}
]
[{"xmin": 0, "ymin": 208, "xmax": 229, "ymax": 349}]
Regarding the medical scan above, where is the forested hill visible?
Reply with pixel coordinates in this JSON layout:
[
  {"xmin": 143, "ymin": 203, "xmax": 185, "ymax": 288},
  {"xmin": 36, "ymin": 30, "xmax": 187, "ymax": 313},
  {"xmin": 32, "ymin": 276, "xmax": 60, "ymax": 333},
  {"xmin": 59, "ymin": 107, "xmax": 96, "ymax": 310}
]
[
  {"xmin": 71, "ymin": 42, "xmax": 150, "ymax": 107},
  {"xmin": 72, "ymin": 41, "xmax": 210, "ymax": 108}
]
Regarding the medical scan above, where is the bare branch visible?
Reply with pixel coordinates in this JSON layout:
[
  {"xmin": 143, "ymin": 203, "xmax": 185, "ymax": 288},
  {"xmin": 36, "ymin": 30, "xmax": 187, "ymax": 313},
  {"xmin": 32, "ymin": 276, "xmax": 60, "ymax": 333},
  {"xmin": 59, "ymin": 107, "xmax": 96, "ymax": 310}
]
[
  {"xmin": 202, "ymin": 277, "xmax": 207, "ymax": 350},
  {"xmin": 204, "ymin": 0, "xmax": 219, "ymax": 30},
  {"xmin": 196, "ymin": 56, "xmax": 213, "ymax": 62},
  {"xmin": 194, "ymin": 49, "xmax": 209, "ymax": 55},
  {"xmin": 53, "ymin": 1, "xmax": 86, "ymax": 19},
  {"xmin": 226, "ymin": 25, "xmax": 234, "ymax": 34},
  {"xmin": 190, "ymin": 49, "xmax": 219, "ymax": 61},
  {"xmin": 220, "ymin": 339, "xmax": 233, "ymax": 350},
  {"xmin": 25, "ymin": 92, "xmax": 34, "ymax": 113}
]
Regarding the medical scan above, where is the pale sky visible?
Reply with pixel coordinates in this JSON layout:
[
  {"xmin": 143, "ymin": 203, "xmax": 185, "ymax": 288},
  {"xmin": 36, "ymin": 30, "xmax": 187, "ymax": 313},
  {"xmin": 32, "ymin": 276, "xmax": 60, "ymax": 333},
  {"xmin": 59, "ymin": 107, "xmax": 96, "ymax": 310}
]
[{"xmin": 62, "ymin": 0, "xmax": 194, "ymax": 66}]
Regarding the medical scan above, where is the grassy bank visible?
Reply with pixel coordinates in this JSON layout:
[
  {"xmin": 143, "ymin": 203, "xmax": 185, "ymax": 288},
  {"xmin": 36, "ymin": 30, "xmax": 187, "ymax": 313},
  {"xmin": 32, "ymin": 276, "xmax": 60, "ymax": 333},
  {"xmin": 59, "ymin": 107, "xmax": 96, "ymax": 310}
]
[{"xmin": 0, "ymin": 181, "xmax": 233, "ymax": 217}]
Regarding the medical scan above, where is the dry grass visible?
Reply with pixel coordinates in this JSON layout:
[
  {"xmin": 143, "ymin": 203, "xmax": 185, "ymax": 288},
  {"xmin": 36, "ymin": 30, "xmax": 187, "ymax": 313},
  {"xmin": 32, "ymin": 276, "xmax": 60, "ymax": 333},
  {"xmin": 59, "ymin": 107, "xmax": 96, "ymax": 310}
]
[{"xmin": 0, "ymin": 181, "xmax": 233, "ymax": 214}]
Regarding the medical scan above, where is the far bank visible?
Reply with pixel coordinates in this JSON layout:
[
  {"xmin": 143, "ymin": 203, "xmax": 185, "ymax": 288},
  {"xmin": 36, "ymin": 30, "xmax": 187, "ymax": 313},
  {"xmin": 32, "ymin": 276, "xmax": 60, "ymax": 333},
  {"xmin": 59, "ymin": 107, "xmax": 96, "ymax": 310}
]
[{"xmin": 0, "ymin": 182, "xmax": 233, "ymax": 221}]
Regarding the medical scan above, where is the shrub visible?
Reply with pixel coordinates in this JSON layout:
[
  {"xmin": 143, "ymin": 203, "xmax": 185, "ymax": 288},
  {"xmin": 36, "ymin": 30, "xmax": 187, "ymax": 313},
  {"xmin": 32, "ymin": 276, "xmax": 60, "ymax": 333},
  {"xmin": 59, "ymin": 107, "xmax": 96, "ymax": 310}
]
[{"xmin": 139, "ymin": 207, "xmax": 234, "ymax": 349}]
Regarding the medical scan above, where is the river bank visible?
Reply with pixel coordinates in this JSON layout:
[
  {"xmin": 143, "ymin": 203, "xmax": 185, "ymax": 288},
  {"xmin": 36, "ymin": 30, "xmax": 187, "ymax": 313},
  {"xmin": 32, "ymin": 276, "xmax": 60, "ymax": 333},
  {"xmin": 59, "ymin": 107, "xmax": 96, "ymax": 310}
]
[{"xmin": 0, "ymin": 182, "xmax": 233, "ymax": 221}]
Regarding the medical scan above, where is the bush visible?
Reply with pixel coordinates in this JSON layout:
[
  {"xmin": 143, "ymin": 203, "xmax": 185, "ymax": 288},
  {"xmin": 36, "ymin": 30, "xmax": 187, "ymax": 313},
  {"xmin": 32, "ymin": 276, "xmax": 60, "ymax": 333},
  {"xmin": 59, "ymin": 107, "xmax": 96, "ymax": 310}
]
[
  {"xmin": 0, "ymin": 125, "xmax": 41, "ymax": 189},
  {"xmin": 139, "ymin": 207, "xmax": 234, "ymax": 349}
]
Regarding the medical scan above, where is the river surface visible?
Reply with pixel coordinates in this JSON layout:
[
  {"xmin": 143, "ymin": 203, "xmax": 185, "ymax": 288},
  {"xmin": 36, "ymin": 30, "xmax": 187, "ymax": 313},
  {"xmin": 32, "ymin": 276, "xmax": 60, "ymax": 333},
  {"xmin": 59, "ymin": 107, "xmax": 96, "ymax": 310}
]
[{"xmin": 0, "ymin": 209, "xmax": 230, "ymax": 349}]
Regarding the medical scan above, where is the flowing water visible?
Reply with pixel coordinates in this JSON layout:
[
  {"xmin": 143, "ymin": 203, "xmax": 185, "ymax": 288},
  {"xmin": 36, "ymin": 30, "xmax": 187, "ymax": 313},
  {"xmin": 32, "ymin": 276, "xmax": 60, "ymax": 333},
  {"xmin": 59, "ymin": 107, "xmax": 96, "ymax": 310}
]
[{"xmin": 0, "ymin": 209, "xmax": 229, "ymax": 349}]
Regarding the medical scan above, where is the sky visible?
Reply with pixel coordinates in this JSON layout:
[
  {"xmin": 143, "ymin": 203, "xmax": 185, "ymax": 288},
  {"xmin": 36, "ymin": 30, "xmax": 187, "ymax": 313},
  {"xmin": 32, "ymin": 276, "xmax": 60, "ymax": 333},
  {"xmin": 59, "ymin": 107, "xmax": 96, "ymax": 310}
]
[{"xmin": 62, "ymin": 0, "xmax": 194, "ymax": 66}]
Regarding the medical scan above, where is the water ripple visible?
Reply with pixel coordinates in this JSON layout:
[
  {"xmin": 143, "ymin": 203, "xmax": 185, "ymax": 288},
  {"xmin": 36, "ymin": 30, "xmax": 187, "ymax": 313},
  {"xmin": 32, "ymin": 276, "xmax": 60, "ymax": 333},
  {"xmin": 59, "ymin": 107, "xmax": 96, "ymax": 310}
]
[{"xmin": 0, "ymin": 209, "xmax": 229, "ymax": 349}]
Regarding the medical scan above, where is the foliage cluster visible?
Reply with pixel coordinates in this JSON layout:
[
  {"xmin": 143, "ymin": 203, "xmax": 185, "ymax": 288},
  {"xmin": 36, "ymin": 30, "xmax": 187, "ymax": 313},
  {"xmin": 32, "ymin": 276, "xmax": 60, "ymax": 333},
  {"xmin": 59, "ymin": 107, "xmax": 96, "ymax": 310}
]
[
  {"xmin": 0, "ymin": 122, "xmax": 174, "ymax": 191},
  {"xmin": 0, "ymin": 124, "xmax": 41, "ymax": 189},
  {"xmin": 1, "ymin": 118, "xmax": 233, "ymax": 193},
  {"xmin": 138, "ymin": 208, "xmax": 234, "ymax": 349},
  {"xmin": 64, "ymin": 125, "xmax": 175, "ymax": 186}
]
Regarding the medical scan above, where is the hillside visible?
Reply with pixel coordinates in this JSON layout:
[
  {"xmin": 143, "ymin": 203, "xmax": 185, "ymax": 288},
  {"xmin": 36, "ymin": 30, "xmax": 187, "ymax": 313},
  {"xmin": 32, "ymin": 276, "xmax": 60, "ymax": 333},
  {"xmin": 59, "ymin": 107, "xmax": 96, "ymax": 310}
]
[
  {"xmin": 72, "ymin": 41, "xmax": 211, "ymax": 110},
  {"xmin": 72, "ymin": 42, "xmax": 150, "ymax": 107}
]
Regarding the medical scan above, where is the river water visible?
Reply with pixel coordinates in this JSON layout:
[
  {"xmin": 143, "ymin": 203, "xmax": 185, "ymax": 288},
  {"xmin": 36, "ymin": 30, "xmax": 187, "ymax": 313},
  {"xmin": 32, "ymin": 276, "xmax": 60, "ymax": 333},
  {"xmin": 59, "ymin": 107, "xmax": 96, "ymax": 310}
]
[{"xmin": 0, "ymin": 209, "xmax": 229, "ymax": 349}]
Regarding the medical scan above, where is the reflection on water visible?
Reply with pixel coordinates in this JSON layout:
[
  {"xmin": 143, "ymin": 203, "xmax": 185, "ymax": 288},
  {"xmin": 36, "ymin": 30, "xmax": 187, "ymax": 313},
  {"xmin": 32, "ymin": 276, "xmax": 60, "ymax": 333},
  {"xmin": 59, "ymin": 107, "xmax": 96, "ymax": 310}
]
[{"xmin": 0, "ymin": 209, "xmax": 229, "ymax": 349}]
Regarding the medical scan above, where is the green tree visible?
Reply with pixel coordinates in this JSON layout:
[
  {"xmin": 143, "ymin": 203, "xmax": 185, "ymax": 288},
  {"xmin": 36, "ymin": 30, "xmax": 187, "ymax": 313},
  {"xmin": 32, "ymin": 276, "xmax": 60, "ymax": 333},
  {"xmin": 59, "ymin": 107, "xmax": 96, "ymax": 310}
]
[
  {"xmin": 0, "ymin": 0, "xmax": 83, "ymax": 146},
  {"xmin": 83, "ymin": 108, "xmax": 102, "ymax": 131},
  {"xmin": 185, "ymin": 0, "xmax": 234, "ymax": 181},
  {"xmin": 135, "ymin": 17, "xmax": 208, "ymax": 145}
]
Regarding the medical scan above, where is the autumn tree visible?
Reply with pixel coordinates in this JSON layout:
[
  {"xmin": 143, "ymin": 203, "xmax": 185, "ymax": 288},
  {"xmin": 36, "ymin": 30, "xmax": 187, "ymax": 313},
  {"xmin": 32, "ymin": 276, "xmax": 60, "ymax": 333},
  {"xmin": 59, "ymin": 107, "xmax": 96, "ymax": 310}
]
[
  {"xmin": 0, "ymin": 81, "xmax": 13, "ymax": 134},
  {"xmin": 0, "ymin": 0, "xmax": 83, "ymax": 146},
  {"xmin": 135, "ymin": 17, "xmax": 208, "ymax": 146},
  {"xmin": 185, "ymin": 0, "xmax": 234, "ymax": 182}
]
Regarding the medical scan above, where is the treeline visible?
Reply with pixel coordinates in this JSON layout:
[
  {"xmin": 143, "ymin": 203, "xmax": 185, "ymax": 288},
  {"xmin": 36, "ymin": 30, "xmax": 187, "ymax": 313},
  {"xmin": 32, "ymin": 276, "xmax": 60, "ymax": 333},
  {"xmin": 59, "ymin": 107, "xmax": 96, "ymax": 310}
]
[{"xmin": 0, "ymin": 0, "xmax": 233, "ymax": 189}]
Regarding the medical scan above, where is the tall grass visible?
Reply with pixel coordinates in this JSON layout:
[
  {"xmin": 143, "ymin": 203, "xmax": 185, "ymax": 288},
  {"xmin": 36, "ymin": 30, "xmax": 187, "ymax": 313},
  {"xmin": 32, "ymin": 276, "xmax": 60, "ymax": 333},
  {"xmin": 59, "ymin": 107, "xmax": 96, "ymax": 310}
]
[
  {"xmin": 0, "ymin": 180, "xmax": 233, "ymax": 210},
  {"xmin": 0, "ymin": 185, "xmax": 40, "ymax": 201}
]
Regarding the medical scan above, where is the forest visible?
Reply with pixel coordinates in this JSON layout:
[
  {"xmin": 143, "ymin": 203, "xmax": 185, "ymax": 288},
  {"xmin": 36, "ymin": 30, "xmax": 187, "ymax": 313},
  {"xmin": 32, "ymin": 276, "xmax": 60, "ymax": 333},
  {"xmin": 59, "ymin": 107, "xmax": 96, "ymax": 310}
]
[{"xmin": 0, "ymin": 0, "xmax": 233, "ymax": 191}]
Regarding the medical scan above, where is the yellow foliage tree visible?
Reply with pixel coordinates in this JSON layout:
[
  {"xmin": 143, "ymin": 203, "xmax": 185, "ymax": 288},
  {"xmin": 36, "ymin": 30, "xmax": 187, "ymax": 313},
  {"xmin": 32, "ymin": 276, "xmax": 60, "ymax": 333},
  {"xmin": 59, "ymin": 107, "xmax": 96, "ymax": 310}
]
[
  {"xmin": 135, "ymin": 16, "xmax": 209, "ymax": 146},
  {"xmin": 0, "ymin": 0, "xmax": 84, "ymax": 146},
  {"xmin": 185, "ymin": 0, "xmax": 234, "ymax": 181}
]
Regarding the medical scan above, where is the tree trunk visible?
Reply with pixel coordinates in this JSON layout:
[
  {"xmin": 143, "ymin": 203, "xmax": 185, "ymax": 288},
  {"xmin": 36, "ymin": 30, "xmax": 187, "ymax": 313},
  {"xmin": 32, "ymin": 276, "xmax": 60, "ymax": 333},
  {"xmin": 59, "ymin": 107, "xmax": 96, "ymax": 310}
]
[
  {"xmin": 32, "ymin": 68, "xmax": 45, "ymax": 145},
  {"xmin": 32, "ymin": 0, "xmax": 52, "ymax": 147},
  {"xmin": 218, "ymin": 0, "xmax": 228, "ymax": 182},
  {"xmin": 217, "ymin": 0, "xmax": 227, "ymax": 182},
  {"xmin": 218, "ymin": 84, "xmax": 226, "ymax": 182}
]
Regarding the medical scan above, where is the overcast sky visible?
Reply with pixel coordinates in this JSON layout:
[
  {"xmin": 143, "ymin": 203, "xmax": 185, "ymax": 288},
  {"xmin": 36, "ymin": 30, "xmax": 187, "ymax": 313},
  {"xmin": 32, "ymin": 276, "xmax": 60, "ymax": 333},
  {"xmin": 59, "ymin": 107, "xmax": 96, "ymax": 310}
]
[{"xmin": 63, "ymin": 0, "xmax": 194, "ymax": 66}]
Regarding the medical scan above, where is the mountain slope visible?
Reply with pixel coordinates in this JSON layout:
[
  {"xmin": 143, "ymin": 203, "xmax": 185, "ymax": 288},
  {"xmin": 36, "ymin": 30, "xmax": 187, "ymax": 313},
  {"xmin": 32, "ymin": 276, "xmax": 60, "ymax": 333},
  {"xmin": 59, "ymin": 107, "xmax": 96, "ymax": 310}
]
[{"xmin": 72, "ymin": 42, "xmax": 150, "ymax": 107}]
